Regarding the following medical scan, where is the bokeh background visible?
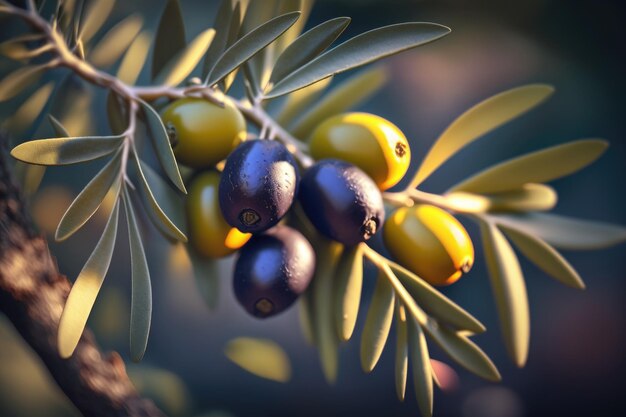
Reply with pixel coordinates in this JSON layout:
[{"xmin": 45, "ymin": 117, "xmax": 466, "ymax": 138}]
[{"xmin": 1, "ymin": 1, "xmax": 625, "ymax": 416}]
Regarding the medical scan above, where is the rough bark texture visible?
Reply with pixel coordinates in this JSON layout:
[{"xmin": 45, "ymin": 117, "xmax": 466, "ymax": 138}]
[{"xmin": 0, "ymin": 138, "xmax": 166, "ymax": 417}]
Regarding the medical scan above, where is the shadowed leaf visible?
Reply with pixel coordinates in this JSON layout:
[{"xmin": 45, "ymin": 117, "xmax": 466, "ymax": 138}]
[
  {"xmin": 408, "ymin": 318, "xmax": 433, "ymax": 417},
  {"xmin": 117, "ymin": 31, "xmax": 151, "ymax": 85},
  {"xmin": 202, "ymin": 0, "xmax": 236, "ymax": 79},
  {"xmin": 225, "ymin": 338, "xmax": 291, "ymax": 382},
  {"xmin": 187, "ymin": 248, "xmax": 219, "ymax": 310},
  {"xmin": 334, "ymin": 244, "xmax": 363, "ymax": 341},
  {"xmin": 152, "ymin": 0, "xmax": 186, "ymax": 80},
  {"xmin": 299, "ymin": 289, "xmax": 315, "ymax": 345},
  {"xmin": 395, "ymin": 304, "xmax": 408, "ymax": 401},
  {"xmin": 89, "ymin": 14, "xmax": 143, "ymax": 67},
  {"xmin": 106, "ymin": 91, "xmax": 127, "ymax": 135},
  {"xmin": 79, "ymin": 0, "xmax": 116, "ymax": 43},
  {"xmin": 4, "ymin": 82, "xmax": 54, "ymax": 134},
  {"xmin": 360, "ymin": 271, "xmax": 395, "ymax": 372},
  {"xmin": 220, "ymin": 2, "xmax": 243, "ymax": 92},
  {"xmin": 276, "ymin": 77, "xmax": 332, "ymax": 127},
  {"xmin": 155, "ymin": 28, "xmax": 215, "ymax": 87},
  {"xmin": 0, "ymin": 64, "xmax": 47, "ymax": 102},
  {"xmin": 14, "ymin": 162, "xmax": 46, "ymax": 198},
  {"xmin": 48, "ymin": 114, "xmax": 70, "ymax": 137}
]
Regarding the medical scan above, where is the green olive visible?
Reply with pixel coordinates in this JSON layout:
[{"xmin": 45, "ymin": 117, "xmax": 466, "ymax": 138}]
[
  {"xmin": 187, "ymin": 171, "xmax": 251, "ymax": 258},
  {"xmin": 161, "ymin": 97, "xmax": 246, "ymax": 168},
  {"xmin": 309, "ymin": 112, "xmax": 411, "ymax": 190}
]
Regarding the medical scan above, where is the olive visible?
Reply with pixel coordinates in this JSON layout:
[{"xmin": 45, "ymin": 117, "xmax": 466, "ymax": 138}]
[
  {"xmin": 233, "ymin": 226, "xmax": 315, "ymax": 318},
  {"xmin": 161, "ymin": 97, "xmax": 246, "ymax": 168},
  {"xmin": 298, "ymin": 159, "xmax": 385, "ymax": 246},
  {"xmin": 383, "ymin": 205, "xmax": 474, "ymax": 286},
  {"xmin": 186, "ymin": 171, "xmax": 251, "ymax": 258},
  {"xmin": 219, "ymin": 139, "xmax": 299, "ymax": 233},
  {"xmin": 309, "ymin": 112, "xmax": 411, "ymax": 190}
]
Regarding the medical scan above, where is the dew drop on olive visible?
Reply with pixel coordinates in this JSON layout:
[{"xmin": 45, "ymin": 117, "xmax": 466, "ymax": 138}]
[
  {"xmin": 298, "ymin": 159, "xmax": 385, "ymax": 246},
  {"xmin": 233, "ymin": 226, "xmax": 316, "ymax": 318},
  {"xmin": 219, "ymin": 139, "xmax": 299, "ymax": 233}
]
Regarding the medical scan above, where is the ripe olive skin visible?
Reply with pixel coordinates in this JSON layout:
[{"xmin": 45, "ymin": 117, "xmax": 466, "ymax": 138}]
[
  {"xmin": 186, "ymin": 171, "xmax": 251, "ymax": 258},
  {"xmin": 309, "ymin": 112, "xmax": 411, "ymax": 190},
  {"xmin": 384, "ymin": 205, "xmax": 474, "ymax": 286},
  {"xmin": 161, "ymin": 97, "xmax": 246, "ymax": 168},
  {"xmin": 298, "ymin": 159, "xmax": 385, "ymax": 246},
  {"xmin": 233, "ymin": 226, "xmax": 315, "ymax": 318},
  {"xmin": 219, "ymin": 139, "xmax": 300, "ymax": 233}
]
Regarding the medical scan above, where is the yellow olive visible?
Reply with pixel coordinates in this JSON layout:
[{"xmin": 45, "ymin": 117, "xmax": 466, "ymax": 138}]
[
  {"xmin": 161, "ymin": 97, "xmax": 246, "ymax": 168},
  {"xmin": 187, "ymin": 171, "xmax": 251, "ymax": 258},
  {"xmin": 309, "ymin": 112, "xmax": 411, "ymax": 190},
  {"xmin": 383, "ymin": 205, "xmax": 474, "ymax": 286}
]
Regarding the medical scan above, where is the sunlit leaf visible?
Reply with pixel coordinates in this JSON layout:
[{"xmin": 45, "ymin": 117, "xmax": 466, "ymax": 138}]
[
  {"xmin": 57, "ymin": 202, "xmax": 119, "ymax": 359},
  {"xmin": 290, "ymin": 66, "xmax": 388, "ymax": 139},
  {"xmin": 266, "ymin": 23, "xmax": 450, "ymax": 98},
  {"xmin": 270, "ymin": 17, "xmax": 351, "ymax": 85},
  {"xmin": 299, "ymin": 289, "xmax": 315, "ymax": 345},
  {"xmin": 139, "ymin": 99, "xmax": 186, "ymax": 193},
  {"xmin": 480, "ymin": 220, "xmax": 529, "ymax": 367},
  {"xmin": 155, "ymin": 28, "xmax": 215, "ymax": 87},
  {"xmin": 0, "ymin": 64, "xmax": 47, "ymax": 102},
  {"xmin": 117, "ymin": 31, "xmax": 151, "ymax": 85},
  {"xmin": 55, "ymin": 150, "xmax": 122, "ymax": 241},
  {"xmin": 4, "ymin": 82, "xmax": 54, "ymax": 135},
  {"xmin": 123, "ymin": 188, "xmax": 152, "ymax": 362},
  {"xmin": 450, "ymin": 139, "xmax": 608, "ymax": 194},
  {"xmin": 89, "ymin": 14, "xmax": 143, "ymax": 67},
  {"xmin": 360, "ymin": 271, "xmax": 395, "ymax": 373},
  {"xmin": 78, "ymin": 0, "xmax": 116, "ymax": 43},
  {"xmin": 151, "ymin": 0, "xmax": 186, "ymax": 80},
  {"xmin": 0, "ymin": 33, "xmax": 45, "ymax": 61},
  {"xmin": 276, "ymin": 77, "xmax": 332, "ymax": 127},
  {"xmin": 334, "ymin": 244, "xmax": 363, "ymax": 341},
  {"xmin": 202, "ymin": 0, "xmax": 236, "ymax": 79},
  {"xmin": 395, "ymin": 304, "xmax": 408, "ymax": 401},
  {"xmin": 225, "ymin": 337, "xmax": 291, "ymax": 382},
  {"xmin": 186, "ymin": 247, "xmax": 220, "ymax": 311},
  {"xmin": 466, "ymin": 183, "xmax": 557, "ymax": 212},
  {"xmin": 11, "ymin": 134, "xmax": 124, "ymax": 166},
  {"xmin": 408, "ymin": 318, "xmax": 433, "ymax": 417},
  {"xmin": 206, "ymin": 12, "xmax": 301, "ymax": 86},
  {"xmin": 410, "ymin": 84, "xmax": 554, "ymax": 188}
]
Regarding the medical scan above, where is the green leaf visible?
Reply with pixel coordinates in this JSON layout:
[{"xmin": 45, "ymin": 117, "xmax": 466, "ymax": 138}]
[
  {"xmin": 360, "ymin": 271, "xmax": 395, "ymax": 373},
  {"xmin": 78, "ymin": 0, "xmax": 116, "ymax": 42},
  {"xmin": 225, "ymin": 337, "xmax": 291, "ymax": 382},
  {"xmin": 151, "ymin": 0, "xmax": 186, "ymax": 80},
  {"xmin": 299, "ymin": 288, "xmax": 315, "ymax": 345},
  {"xmin": 408, "ymin": 318, "xmax": 433, "ymax": 417},
  {"xmin": 14, "ymin": 162, "xmax": 46, "ymax": 198},
  {"xmin": 89, "ymin": 13, "xmax": 143, "ymax": 67},
  {"xmin": 462, "ymin": 183, "xmax": 558, "ymax": 213},
  {"xmin": 123, "ymin": 188, "xmax": 152, "ymax": 363},
  {"xmin": 138, "ymin": 100, "xmax": 186, "ymax": 193},
  {"xmin": 48, "ymin": 114, "xmax": 70, "ymax": 137},
  {"xmin": 4, "ymin": 82, "xmax": 54, "ymax": 135},
  {"xmin": 155, "ymin": 28, "xmax": 216, "ymax": 87},
  {"xmin": 220, "ymin": 2, "xmax": 243, "ymax": 92},
  {"xmin": 265, "ymin": 22, "xmax": 450, "ymax": 98},
  {"xmin": 290, "ymin": 66, "xmax": 388, "ymax": 139},
  {"xmin": 388, "ymin": 260, "xmax": 485, "ymax": 334},
  {"xmin": 57, "ymin": 201, "xmax": 120, "ymax": 359},
  {"xmin": 450, "ymin": 139, "xmax": 608, "ymax": 194},
  {"xmin": 134, "ymin": 158, "xmax": 187, "ymax": 242},
  {"xmin": 117, "ymin": 31, "xmax": 151, "ymax": 85},
  {"xmin": 499, "ymin": 225, "xmax": 585, "ymax": 289},
  {"xmin": 480, "ymin": 220, "xmax": 529, "ymax": 367},
  {"xmin": 492, "ymin": 213, "xmax": 626, "ymax": 250},
  {"xmin": 0, "ymin": 64, "xmax": 47, "ymax": 102},
  {"xmin": 55, "ymin": 150, "xmax": 122, "ymax": 241},
  {"xmin": 106, "ymin": 91, "xmax": 127, "ymax": 135},
  {"xmin": 11, "ymin": 134, "xmax": 124, "ymax": 166},
  {"xmin": 333, "ymin": 244, "xmax": 363, "ymax": 342},
  {"xmin": 410, "ymin": 84, "xmax": 554, "ymax": 188},
  {"xmin": 276, "ymin": 77, "xmax": 332, "ymax": 127},
  {"xmin": 186, "ymin": 247, "xmax": 220, "ymax": 311},
  {"xmin": 202, "ymin": 0, "xmax": 236, "ymax": 79},
  {"xmin": 272, "ymin": 0, "xmax": 315, "ymax": 58},
  {"xmin": 394, "ymin": 304, "xmax": 408, "ymax": 401},
  {"xmin": 206, "ymin": 12, "xmax": 301, "ymax": 87},
  {"xmin": 270, "ymin": 17, "xmax": 351, "ymax": 85}
]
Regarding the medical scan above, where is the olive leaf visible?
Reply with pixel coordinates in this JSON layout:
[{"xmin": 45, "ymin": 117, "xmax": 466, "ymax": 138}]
[
  {"xmin": 151, "ymin": 0, "xmax": 186, "ymax": 80},
  {"xmin": 334, "ymin": 244, "xmax": 363, "ymax": 342},
  {"xmin": 220, "ymin": 2, "xmax": 243, "ymax": 92},
  {"xmin": 499, "ymin": 224, "xmax": 585, "ymax": 289},
  {"xmin": 154, "ymin": 28, "xmax": 216, "ymax": 87},
  {"xmin": 0, "ymin": 64, "xmax": 47, "ymax": 102},
  {"xmin": 408, "ymin": 317, "xmax": 434, "ymax": 417},
  {"xmin": 186, "ymin": 247, "xmax": 220, "ymax": 311},
  {"xmin": 467, "ymin": 183, "xmax": 557, "ymax": 213},
  {"xmin": 55, "ymin": 150, "xmax": 122, "ymax": 241},
  {"xmin": 360, "ymin": 270, "xmax": 395, "ymax": 373},
  {"xmin": 270, "ymin": 17, "xmax": 351, "ymax": 85},
  {"xmin": 206, "ymin": 12, "xmax": 301, "ymax": 87},
  {"xmin": 276, "ymin": 77, "xmax": 332, "ymax": 127},
  {"xmin": 265, "ymin": 22, "xmax": 450, "ymax": 98},
  {"xmin": 394, "ymin": 304, "xmax": 409, "ymax": 401},
  {"xmin": 106, "ymin": 91, "xmax": 127, "ymax": 135},
  {"xmin": 138, "ymin": 99, "xmax": 186, "ymax": 193},
  {"xmin": 410, "ymin": 84, "xmax": 554, "ymax": 188},
  {"xmin": 123, "ymin": 188, "xmax": 153, "ymax": 363},
  {"xmin": 89, "ymin": 13, "xmax": 143, "ymax": 67},
  {"xmin": 290, "ymin": 66, "xmax": 388, "ymax": 139},
  {"xmin": 299, "ymin": 289, "xmax": 315, "ymax": 345},
  {"xmin": 0, "ymin": 33, "xmax": 45, "ymax": 61},
  {"xmin": 11, "ymin": 134, "xmax": 124, "ymax": 166},
  {"xmin": 4, "ymin": 82, "xmax": 54, "ymax": 135},
  {"xmin": 225, "ymin": 337, "xmax": 291, "ymax": 382},
  {"xmin": 479, "ymin": 219, "xmax": 529, "ymax": 367},
  {"xmin": 14, "ymin": 162, "xmax": 46, "ymax": 198},
  {"xmin": 271, "ymin": 0, "xmax": 315, "ymax": 59},
  {"xmin": 491, "ymin": 213, "xmax": 626, "ymax": 251},
  {"xmin": 449, "ymin": 139, "xmax": 608, "ymax": 194},
  {"xmin": 57, "ymin": 201, "xmax": 120, "ymax": 359},
  {"xmin": 117, "ymin": 31, "xmax": 151, "ymax": 85},
  {"xmin": 48, "ymin": 114, "xmax": 70, "ymax": 137},
  {"xmin": 202, "ymin": 0, "xmax": 236, "ymax": 79},
  {"xmin": 78, "ymin": 0, "xmax": 116, "ymax": 43}
]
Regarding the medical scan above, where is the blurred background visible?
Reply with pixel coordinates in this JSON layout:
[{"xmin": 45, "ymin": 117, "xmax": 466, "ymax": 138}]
[{"xmin": 1, "ymin": 0, "xmax": 625, "ymax": 416}]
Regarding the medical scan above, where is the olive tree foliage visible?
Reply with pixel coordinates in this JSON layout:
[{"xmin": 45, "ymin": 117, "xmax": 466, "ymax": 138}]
[{"xmin": 1, "ymin": 0, "xmax": 625, "ymax": 415}]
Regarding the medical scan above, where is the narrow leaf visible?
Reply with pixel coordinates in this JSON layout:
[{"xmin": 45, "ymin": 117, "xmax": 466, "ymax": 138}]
[
  {"xmin": 202, "ymin": 0, "xmax": 236, "ymax": 79},
  {"xmin": 299, "ymin": 289, "xmax": 315, "ymax": 345},
  {"xmin": 11, "ymin": 135, "xmax": 124, "ymax": 166},
  {"xmin": 4, "ymin": 82, "xmax": 54, "ymax": 135},
  {"xmin": 408, "ymin": 318, "xmax": 433, "ymax": 417},
  {"xmin": 155, "ymin": 28, "xmax": 215, "ymax": 87},
  {"xmin": 78, "ymin": 0, "xmax": 116, "ymax": 42},
  {"xmin": 465, "ymin": 183, "xmax": 558, "ymax": 213},
  {"xmin": 276, "ymin": 77, "xmax": 332, "ymax": 127},
  {"xmin": 206, "ymin": 12, "xmax": 301, "ymax": 86},
  {"xmin": 480, "ymin": 220, "xmax": 529, "ymax": 367},
  {"xmin": 450, "ymin": 139, "xmax": 608, "ymax": 194},
  {"xmin": 266, "ymin": 23, "xmax": 450, "ymax": 98},
  {"xmin": 48, "ymin": 114, "xmax": 70, "ymax": 137},
  {"xmin": 0, "ymin": 64, "xmax": 47, "ymax": 102},
  {"xmin": 56, "ymin": 150, "xmax": 122, "ymax": 241},
  {"xmin": 89, "ymin": 14, "xmax": 143, "ymax": 67},
  {"xmin": 225, "ymin": 337, "xmax": 291, "ymax": 382},
  {"xmin": 117, "ymin": 31, "xmax": 151, "ymax": 85},
  {"xmin": 334, "ymin": 244, "xmax": 363, "ymax": 341},
  {"xmin": 395, "ymin": 304, "xmax": 409, "ymax": 401},
  {"xmin": 220, "ymin": 2, "xmax": 243, "ymax": 92},
  {"xmin": 14, "ymin": 162, "xmax": 46, "ymax": 198},
  {"xmin": 139, "ymin": 100, "xmax": 186, "ymax": 193},
  {"xmin": 187, "ymin": 247, "xmax": 220, "ymax": 310},
  {"xmin": 57, "ymin": 202, "xmax": 120, "ymax": 358},
  {"xmin": 106, "ymin": 91, "xmax": 127, "ymax": 135},
  {"xmin": 360, "ymin": 271, "xmax": 395, "ymax": 373},
  {"xmin": 151, "ymin": 0, "xmax": 186, "ymax": 80},
  {"xmin": 410, "ymin": 84, "xmax": 555, "ymax": 188}
]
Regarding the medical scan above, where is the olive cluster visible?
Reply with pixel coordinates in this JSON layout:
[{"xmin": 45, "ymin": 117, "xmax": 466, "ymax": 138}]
[{"xmin": 162, "ymin": 98, "xmax": 474, "ymax": 318}]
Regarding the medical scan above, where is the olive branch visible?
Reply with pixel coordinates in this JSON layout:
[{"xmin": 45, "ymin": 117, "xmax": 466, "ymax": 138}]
[{"xmin": 1, "ymin": 0, "xmax": 625, "ymax": 415}]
